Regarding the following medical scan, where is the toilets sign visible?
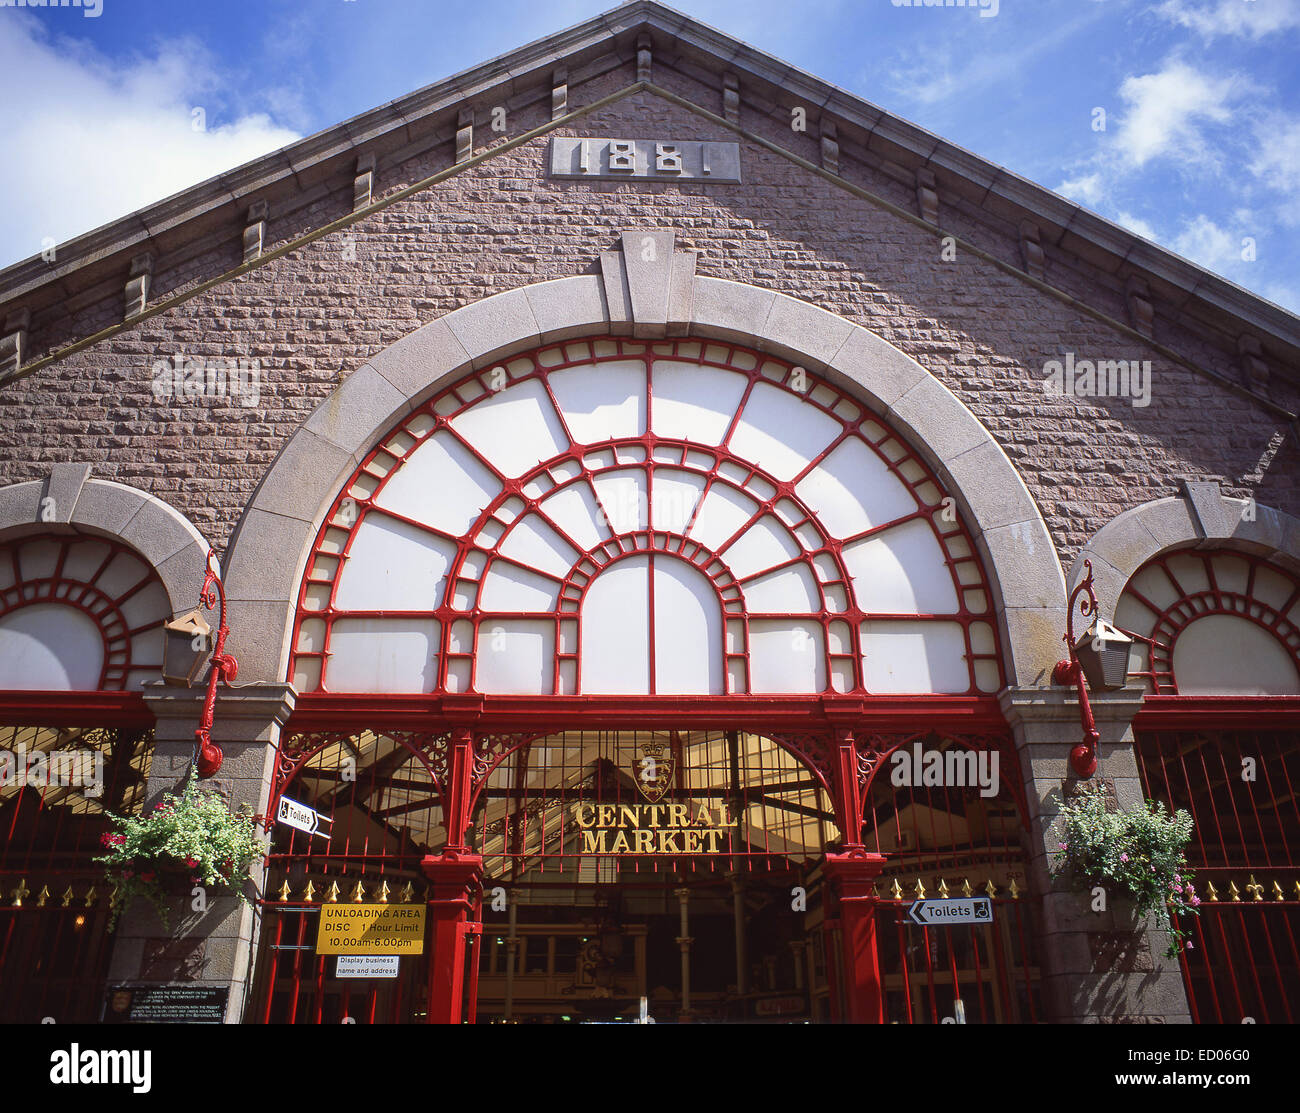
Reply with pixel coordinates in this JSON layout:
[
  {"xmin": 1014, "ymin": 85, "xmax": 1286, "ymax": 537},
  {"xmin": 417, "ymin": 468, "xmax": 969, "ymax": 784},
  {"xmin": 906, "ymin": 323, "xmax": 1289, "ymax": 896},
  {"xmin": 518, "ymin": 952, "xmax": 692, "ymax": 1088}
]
[{"xmin": 908, "ymin": 897, "xmax": 993, "ymax": 926}]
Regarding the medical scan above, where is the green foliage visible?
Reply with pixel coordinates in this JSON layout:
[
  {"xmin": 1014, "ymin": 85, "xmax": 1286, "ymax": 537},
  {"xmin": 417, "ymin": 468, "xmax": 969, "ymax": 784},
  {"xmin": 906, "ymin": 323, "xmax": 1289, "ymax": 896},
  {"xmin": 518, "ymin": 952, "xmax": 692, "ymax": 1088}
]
[
  {"xmin": 1051, "ymin": 782, "xmax": 1200, "ymax": 958},
  {"xmin": 96, "ymin": 778, "xmax": 263, "ymax": 930}
]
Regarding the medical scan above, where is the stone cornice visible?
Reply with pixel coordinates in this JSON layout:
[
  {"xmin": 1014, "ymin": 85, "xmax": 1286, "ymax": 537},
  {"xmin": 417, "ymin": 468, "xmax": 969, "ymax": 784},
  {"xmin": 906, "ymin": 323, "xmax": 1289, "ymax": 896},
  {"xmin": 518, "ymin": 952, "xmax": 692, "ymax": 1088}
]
[{"xmin": 1, "ymin": 0, "xmax": 1297, "ymax": 398}]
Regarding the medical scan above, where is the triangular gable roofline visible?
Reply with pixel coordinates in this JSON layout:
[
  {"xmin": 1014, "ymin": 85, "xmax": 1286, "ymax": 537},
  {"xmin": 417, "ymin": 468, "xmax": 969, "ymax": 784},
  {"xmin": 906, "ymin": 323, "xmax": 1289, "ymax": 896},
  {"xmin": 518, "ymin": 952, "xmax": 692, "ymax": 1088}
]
[{"xmin": 2, "ymin": 0, "xmax": 1298, "ymax": 379}]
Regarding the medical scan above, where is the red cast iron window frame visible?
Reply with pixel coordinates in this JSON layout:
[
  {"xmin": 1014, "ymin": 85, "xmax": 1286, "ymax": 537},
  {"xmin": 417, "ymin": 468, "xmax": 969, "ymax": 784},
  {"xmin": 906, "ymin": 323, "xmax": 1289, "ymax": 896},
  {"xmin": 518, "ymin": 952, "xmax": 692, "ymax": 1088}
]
[{"xmin": 288, "ymin": 336, "xmax": 1006, "ymax": 704}]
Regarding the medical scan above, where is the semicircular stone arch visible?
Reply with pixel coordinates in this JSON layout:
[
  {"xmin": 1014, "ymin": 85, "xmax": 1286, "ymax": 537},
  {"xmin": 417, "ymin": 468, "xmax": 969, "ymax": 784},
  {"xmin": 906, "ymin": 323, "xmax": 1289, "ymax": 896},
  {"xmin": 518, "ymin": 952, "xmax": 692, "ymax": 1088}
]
[
  {"xmin": 0, "ymin": 474, "xmax": 214, "ymax": 690},
  {"xmin": 223, "ymin": 272, "xmax": 1065, "ymax": 690},
  {"xmin": 1068, "ymin": 493, "xmax": 1300, "ymax": 622},
  {"xmin": 288, "ymin": 336, "xmax": 1005, "ymax": 698}
]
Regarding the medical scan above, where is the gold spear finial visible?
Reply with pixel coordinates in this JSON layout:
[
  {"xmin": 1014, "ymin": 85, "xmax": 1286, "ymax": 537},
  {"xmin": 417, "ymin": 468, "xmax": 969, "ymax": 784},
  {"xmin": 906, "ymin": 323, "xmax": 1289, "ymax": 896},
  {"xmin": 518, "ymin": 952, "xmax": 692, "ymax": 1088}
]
[
  {"xmin": 398, "ymin": 881, "xmax": 414, "ymax": 903},
  {"xmin": 985, "ymin": 879, "xmax": 997, "ymax": 898},
  {"xmin": 349, "ymin": 880, "xmax": 366, "ymax": 903},
  {"xmin": 108, "ymin": 884, "xmax": 121, "ymax": 910},
  {"xmin": 377, "ymin": 880, "xmax": 391, "ymax": 904},
  {"xmin": 84, "ymin": 885, "xmax": 98, "ymax": 908},
  {"xmin": 1205, "ymin": 880, "xmax": 1219, "ymax": 902},
  {"xmin": 913, "ymin": 878, "xmax": 926, "ymax": 900},
  {"xmin": 302, "ymin": 880, "xmax": 316, "ymax": 903},
  {"xmin": 937, "ymin": 878, "xmax": 950, "ymax": 899},
  {"xmin": 1245, "ymin": 876, "xmax": 1264, "ymax": 902},
  {"xmin": 1008, "ymin": 878, "xmax": 1020, "ymax": 900},
  {"xmin": 10, "ymin": 879, "xmax": 29, "ymax": 907},
  {"xmin": 60, "ymin": 886, "xmax": 76, "ymax": 908},
  {"xmin": 35, "ymin": 885, "xmax": 50, "ymax": 908},
  {"xmin": 1228, "ymin": 881, "xmax": 1241, "ymax": 902},
  {"xmin": 277, "ymin": 880, "xmax": 292, "ymax": 903},
  {"xmin": 889, "ymin": 878, "xmax": 903, "ymax": 901},
  {"xmin": 325, "ymin": 881, "xmax": 341, "ymax": 904},
  {"xmin": 1272, "ymin": 881, "xmax": 1285, "ymax": 902},
  {"xmin": 961, "ymin": 879, "xmax": 973, "ymax": 898}
]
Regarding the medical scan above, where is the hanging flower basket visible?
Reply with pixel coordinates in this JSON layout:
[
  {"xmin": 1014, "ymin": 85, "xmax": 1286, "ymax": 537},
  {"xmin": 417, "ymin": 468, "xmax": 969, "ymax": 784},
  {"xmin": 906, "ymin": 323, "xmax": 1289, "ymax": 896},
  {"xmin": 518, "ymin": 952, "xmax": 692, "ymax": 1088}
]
[
  {"xmin": 95, "ymin": 778, "xmax": 264, "ymax": 931},
  {"xmin": 1050, "ymin": 781, "xmax": 1200, "ymax": 959}
]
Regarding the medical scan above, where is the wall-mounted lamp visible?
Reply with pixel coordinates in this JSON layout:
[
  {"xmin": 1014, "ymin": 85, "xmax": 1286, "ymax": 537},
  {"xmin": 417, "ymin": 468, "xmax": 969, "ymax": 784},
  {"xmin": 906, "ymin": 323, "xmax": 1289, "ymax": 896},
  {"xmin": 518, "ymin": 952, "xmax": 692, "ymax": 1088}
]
[{"xmin": 1052, "ymin": 561, "xmax": 1136, "ymax": 778}]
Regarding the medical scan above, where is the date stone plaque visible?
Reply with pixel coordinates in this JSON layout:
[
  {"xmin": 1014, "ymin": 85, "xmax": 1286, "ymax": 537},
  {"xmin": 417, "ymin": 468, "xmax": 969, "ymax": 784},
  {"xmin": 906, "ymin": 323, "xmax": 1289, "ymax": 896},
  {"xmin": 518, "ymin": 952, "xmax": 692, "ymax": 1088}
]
[{"xmin": 549, "ymin": 137, "xmax": 742, "ymax": 183}]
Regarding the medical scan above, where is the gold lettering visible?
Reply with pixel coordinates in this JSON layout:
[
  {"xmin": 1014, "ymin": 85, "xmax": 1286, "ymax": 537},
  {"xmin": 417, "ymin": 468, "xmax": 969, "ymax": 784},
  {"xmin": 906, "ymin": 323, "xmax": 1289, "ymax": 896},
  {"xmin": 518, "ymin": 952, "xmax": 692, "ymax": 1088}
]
[
  {"xmin": 582, "ymin": 830, "xmax": 609, "ymax": 853},
  {"xmin": 702, "ymin": 829, "xmax": 727, "ymax": 853},
  {"xmin": 668, "ymin": 804, "xmax": 689, "ymax": 827},
  {"xmin": 658, "ymin": 830, "xmax": 681, "ymax": 854},
  {"xmin": 695, "ymin": 804, "xmax": 713, "ymax": 826},
  {"xmin": 574, "ymin": 803, "xmax": 596, "ymax": 828},
  {"xmin": 646, "ymin": 804, "xmax": 665, "ymax": 827},
  {"xmin": 634, "ymin": 829, "xmax": 654, "ymax": 853},
  {"xmin": 618, "ymin": 804, "xmax": 640, "ymax": 828},
  {"xmin": 610, "ymin": 830, "xmax": 631, "ymax": 853},
  {"xmin": 597, "ymin": 804, "xmax": 616, "ymax": 828},
  {"xmin": 682, "ymin": 830, "xmax": 702, "ymax": 853}
]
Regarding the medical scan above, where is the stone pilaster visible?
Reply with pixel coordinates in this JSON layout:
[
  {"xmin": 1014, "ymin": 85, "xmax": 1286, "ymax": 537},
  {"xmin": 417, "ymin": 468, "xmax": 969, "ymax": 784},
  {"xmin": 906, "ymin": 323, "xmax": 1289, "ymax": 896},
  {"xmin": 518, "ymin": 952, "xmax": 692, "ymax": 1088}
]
[
  {"xmin": 1001, "ymin": 685, "xmax": 1192, "ymax": 1024},
  {"xmin": 103, "ymin": 682, "xmax": 295, "ymax": 1023}
]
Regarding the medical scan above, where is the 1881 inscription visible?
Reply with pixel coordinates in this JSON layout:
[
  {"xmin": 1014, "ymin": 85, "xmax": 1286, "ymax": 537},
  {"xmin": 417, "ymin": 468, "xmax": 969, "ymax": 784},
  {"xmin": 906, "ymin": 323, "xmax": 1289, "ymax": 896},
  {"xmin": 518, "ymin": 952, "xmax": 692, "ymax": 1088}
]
[{"xmin": 549, "ymin": 137, "xmax": 742, "ymax": 183}]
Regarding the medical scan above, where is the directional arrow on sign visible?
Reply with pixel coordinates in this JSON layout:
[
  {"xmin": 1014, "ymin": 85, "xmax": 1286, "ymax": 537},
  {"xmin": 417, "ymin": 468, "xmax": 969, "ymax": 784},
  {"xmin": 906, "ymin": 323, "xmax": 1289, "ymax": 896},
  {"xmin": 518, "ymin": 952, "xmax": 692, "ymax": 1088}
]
[
  {"xmin": 276, "ymin": 794, "xmax": 331, "ymax": 839},
  {"xmin": 908, "ymin": 896, "xmax": 993, "ymax": 926}
]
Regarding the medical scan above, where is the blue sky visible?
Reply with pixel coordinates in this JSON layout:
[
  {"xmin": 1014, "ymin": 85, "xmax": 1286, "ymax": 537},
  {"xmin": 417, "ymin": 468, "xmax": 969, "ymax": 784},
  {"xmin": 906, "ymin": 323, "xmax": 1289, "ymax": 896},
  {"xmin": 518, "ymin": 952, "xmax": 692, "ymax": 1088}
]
[{"xmin": 1, "ymin": 0, "xmax": 1297, "ymax": 312}]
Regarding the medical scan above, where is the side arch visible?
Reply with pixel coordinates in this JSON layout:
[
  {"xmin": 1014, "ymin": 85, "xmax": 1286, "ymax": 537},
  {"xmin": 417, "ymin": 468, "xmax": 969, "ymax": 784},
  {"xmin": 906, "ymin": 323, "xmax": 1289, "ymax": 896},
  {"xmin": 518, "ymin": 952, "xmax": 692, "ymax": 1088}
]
[
  {"xmin": 0, "ymin": 471, "xmax": 212, "ymax": 620},
  {"xmin": 1069, "ymin": 489, "xmax": 1300, "ymax": 622},
  {"xmin": 224, "ymin": 268, "xmax": 1065, "ymax": 688}
]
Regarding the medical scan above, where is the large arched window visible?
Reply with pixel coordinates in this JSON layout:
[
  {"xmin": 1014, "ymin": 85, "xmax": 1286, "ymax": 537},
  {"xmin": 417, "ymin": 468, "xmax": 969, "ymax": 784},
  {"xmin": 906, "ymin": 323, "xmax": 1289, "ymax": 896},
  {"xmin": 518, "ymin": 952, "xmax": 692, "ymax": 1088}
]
[{"xmin": 289, "ymin": 337, "xmax": 1003, "ymax": 697}]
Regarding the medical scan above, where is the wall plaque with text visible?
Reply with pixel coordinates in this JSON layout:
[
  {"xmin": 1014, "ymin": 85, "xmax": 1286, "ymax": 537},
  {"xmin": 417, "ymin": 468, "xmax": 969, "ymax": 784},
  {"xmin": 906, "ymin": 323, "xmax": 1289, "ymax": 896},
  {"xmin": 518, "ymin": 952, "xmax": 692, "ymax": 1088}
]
[
  {"xmin": 104, "ymin": 985, "xmax": 229, "ymax": 1024},
  {"xmin": 549, "ymin": 137, "xmax": 741, "ymax": 183}
]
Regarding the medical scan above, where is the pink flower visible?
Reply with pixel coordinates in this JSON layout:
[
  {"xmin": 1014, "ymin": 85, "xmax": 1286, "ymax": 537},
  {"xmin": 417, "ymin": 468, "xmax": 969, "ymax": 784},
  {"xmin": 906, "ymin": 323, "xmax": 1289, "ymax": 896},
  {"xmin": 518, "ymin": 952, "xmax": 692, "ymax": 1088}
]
[
  {"xmin": 1120, "ymin": 853, "xmax": 1128, "ymax": 862},
  {"xmin": 184, "ymin": 857, "xmax": 198, "ymax": 869},
  {"xmin": 1191, "ymin": 896, "xmax": 1201, "ymax": 906}
]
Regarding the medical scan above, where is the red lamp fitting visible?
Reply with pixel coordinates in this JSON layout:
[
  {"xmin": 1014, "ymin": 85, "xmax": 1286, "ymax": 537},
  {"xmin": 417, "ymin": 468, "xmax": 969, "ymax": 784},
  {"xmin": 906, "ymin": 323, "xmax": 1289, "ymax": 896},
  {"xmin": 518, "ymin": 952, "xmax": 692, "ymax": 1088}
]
[
  {"xmin": 1054, "ymin": 560, "xmax": 1101, "ymax": 779},
  {"xmin": 194, "ymin": 549, "xmax": 238, "ymax": 779}
]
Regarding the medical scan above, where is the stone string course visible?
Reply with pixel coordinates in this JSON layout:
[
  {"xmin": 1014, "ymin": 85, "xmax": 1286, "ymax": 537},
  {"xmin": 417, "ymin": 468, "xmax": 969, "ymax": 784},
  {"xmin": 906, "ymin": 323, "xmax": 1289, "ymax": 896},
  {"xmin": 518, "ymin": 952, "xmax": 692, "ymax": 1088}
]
[{"xmin": 1, "ymin": 60, "xmax": 1295, "ymax": 571}]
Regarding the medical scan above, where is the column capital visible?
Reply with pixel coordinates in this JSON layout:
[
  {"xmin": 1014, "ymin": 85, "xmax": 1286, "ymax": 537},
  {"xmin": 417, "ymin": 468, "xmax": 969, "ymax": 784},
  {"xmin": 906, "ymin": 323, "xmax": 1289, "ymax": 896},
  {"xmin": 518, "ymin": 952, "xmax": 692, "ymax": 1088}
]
[
  {"xmin": 420, "ymin": 851, "xmax": 484, "ymax": 901},
  {"xmin": 822, "ymin": 849, "xmax": 887, "ymax": 895},
  {"xmin": 998, "ymin": 684, "xmax": 1145, "ymax": 735},
  {"xmin": 143, "ymin": 681, "xmax": 297, "ymax": 745}
]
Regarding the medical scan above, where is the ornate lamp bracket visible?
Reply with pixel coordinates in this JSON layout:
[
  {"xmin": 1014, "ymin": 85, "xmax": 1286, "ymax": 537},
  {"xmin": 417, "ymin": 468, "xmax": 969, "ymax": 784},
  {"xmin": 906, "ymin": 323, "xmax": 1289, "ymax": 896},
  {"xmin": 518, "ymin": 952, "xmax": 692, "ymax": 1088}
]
[
  {"xmin": 1052, "ymin": 559, "xmax": 1101, "ymax": 779},
  {"xmin": 194, "ymin": 548, "xmax": 238, "ymax": 778}
]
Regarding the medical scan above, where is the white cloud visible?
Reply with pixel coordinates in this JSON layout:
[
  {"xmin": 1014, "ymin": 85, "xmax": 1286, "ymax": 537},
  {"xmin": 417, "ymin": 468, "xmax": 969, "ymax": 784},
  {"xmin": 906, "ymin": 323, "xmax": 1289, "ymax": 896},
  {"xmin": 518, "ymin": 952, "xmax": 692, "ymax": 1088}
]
[
  {"xmin": 1155, "ymin": 0, "xmax": 1300, "ymax": 40},
  {"xmin": 1170, "ymin": 214, "xmax": 1242, "ymax": 269},
  {"xmin": 1112, "ymin": 59, "xmax": 1241, "ymax": 169},
  {"xmin": 1115, "ymin": 211, "xmax": 1160, "ymax": 242},
  {"xmin": 0, "ymin": 15, "xmax": 299, "ymax": 268},
  {"xmin": 1249, "ymin": 114, "xmax": 1300, "ymax": 208},
  {"xmin": 1056, "ymin": 172, "xmax": 1105, "ymax": 206}
]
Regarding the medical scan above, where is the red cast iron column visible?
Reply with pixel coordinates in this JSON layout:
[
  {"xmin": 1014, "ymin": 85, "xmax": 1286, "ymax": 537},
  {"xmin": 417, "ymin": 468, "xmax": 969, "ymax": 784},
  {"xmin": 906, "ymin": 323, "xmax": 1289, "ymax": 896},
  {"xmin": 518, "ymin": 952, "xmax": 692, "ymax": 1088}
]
[
  {"xmin": 825, "ymin": 727, "xmax": 885, "ymax": 1023},
  {"xmin": 422, "ymin": 727, "xmax": 482, "ymax": 1024},
  {"xmin": 822, "ymin": 850, "xmax": 887, "ymax": 1024}
]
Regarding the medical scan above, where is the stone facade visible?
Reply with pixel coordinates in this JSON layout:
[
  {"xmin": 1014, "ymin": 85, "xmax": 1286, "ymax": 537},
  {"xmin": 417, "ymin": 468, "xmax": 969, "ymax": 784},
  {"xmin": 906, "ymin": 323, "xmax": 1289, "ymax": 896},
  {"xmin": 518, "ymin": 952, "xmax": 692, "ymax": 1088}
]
[{"xmin": 1, "ymin": 1, "xmax": 1296, "ymax": 1024}]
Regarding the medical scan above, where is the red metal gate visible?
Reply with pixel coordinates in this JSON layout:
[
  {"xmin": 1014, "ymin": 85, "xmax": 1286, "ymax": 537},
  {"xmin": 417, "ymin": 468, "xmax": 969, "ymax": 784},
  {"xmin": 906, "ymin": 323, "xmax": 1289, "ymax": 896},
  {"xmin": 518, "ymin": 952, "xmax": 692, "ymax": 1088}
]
[
  {"xmin": 0, "ymin": 722, "xmax": 154, "ymax": 1022},
  {"xmin": 856, "ymin": 730, "xmax": 1041, "ymax": 1024},
  {"xmin": 1136, "ymin": 727, "xmax": 1300, "ymax": 1023}
]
